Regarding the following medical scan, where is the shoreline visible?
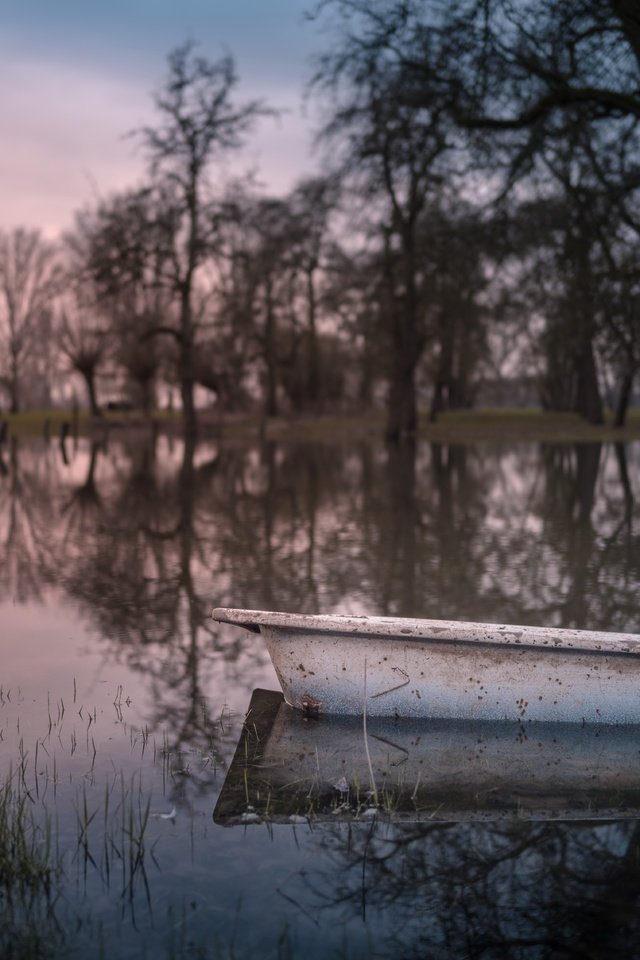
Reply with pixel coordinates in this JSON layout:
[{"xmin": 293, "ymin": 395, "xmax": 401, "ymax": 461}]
[{"xmin": 2, "ymin": 408, "xmax": 640, "ymax": 444}]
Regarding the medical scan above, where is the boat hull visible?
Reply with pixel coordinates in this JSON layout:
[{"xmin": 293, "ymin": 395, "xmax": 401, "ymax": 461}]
[
  {"xmin": 262, "ymin": 626, "xmax": 640, "ymax": 722},
  {"xmin": 212, "ymin": 609, "xmax": 640, "ymax": 723}
]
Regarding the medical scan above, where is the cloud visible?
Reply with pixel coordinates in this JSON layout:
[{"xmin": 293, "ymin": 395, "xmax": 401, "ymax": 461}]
[
  {"xmin": 0, "ymin": 56, "xmax": 148, "ymax": 233},
  {"xmin": 0, "ymin": 0, "xmax": 323, "ymax": 234}
]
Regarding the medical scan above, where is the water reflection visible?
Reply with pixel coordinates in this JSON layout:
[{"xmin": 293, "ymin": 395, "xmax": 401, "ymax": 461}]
[
  {"xmin": 215, "ymin": 690, "xmax": 640, "ymax": 823},
  {"xmin": 215, "ymin": 693, "xmax": 640, "ymax": 958},
  {"xmin": 1, "ymin": 434, "xmax": 638, "ymax": 643},
  {"xmin": 1, "ymin": 433, "xmax": 639, "ymax": 958},
  {"xmin": 2, "ymin": 432, "xmax": 638, "ymax": 769},
  {"xmin": 293, "ymin": 818, "xmax": 640, "ymax": 958}
]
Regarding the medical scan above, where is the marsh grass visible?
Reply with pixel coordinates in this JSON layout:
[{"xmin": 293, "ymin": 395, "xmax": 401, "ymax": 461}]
[
  {"xmin": 0, "ymin": 772, "xmax": 58, "ymax": 901},
  {"xmin": 0, "ymin": 685, "xmax": 399, "ymax": 959},
  {"xmin": 0, "ymin": 687, "xmax": 182, "ymax": 956},
  {"xmin": 0, "ymin": 772, "xmax": 64, "ymax": 959},
  {"xmin": 0, "ymin": 682, "xmax": 241, "ymax": 913}
]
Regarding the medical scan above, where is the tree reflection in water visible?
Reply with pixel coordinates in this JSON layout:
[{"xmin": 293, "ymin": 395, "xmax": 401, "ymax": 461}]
[
  {"xmin": 291, "ymin": 817, "xmax": 640, "ymax": 959},
  {"xmin": 0, "ymin": 434, "xmax": 638, "ymax": 738},
  {"xmin": 0, "ymin": 433, "xmax": 639, "ymax": 954}
]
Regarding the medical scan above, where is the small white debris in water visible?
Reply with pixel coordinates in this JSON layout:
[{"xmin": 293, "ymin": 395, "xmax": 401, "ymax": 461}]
[
  {"xmin": 288, "ymin": 815, "xmax": 307, "ymax": 824},
  {"xmin": 240, "ymin": 812, "xmax": 261, "ymax": 823},
  {"xmin": 333, "ymin": 776, "xmax": 349, "ymax": 793},
  {"xmin": 151, "ymin": 807, "xmax": 176, "ymax": 820},
  {"xmin": 362, "ymin": 807, "xmax": 378, "ymax": 818}
]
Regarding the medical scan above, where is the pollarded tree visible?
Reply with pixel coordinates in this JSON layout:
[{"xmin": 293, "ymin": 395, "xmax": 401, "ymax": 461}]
[
  {"xmin": 57, "ymin": 289, "xmax": 111, "ymax": 418},
  {"xmin": 0, "ymin": 228, "xmax": 63, "ymax": 412},
  {"xmin": 320, "ymin": 241, "xmax": 385, "ymax": 408},
  {"xmin": 69, "ymin": 186, "xmax": 178, "ymax": 414}
]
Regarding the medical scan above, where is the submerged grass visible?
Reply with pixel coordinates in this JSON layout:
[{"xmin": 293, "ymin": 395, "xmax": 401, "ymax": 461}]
[
  {"xmin": 0, "ymin": 682, "xmax": 419, "ymax": 960},
  {"xmin": 0, "ymin": 762, "xmax": 155, "ymax": 951},
  {"xmin": 0, "ymin": 773, "xmax": 63, "ymax": 960},
  {"xmin": 0, "ymin": 773, "xmax": 58, "ymax": 900},
  {"xmin": 0, "ymin": 682, "xmax": 249, "ymax": 959}
]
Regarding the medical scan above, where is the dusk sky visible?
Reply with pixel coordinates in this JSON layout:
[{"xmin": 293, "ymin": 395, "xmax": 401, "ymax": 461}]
[{"xmin": 0, "ymin": 0, "xmax": 325, "ymax": 236}]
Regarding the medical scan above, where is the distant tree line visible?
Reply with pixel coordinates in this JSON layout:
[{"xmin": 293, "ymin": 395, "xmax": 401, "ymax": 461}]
[{"xmin": 0, "ymin": 0, "xmax": 638, "ymax": 438}]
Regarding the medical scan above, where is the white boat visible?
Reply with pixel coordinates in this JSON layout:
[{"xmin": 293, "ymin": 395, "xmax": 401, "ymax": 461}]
[
  {"xmin": 214, "ymin": 689, "xmax": 640, "ymax": 824},
  {"xmin": 211, "ymin": 607, "xmax": 640, "ymax": 724}
]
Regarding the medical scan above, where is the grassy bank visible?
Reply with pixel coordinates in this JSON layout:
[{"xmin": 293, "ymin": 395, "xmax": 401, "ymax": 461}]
[
  {"xmin": 419, "ymin": 408, "xmax": 640, "ymax": 444},
  {"xmin": 2, "ymin": 407, "xmax": 640, "ymax": 444}
]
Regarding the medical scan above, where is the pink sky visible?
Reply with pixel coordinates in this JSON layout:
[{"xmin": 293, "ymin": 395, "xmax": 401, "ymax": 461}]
[{"xmin": 0, "ymin": 0, "xmax": 324, "ymax": 237}]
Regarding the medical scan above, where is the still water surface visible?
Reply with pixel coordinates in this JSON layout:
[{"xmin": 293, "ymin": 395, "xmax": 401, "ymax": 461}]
[{"xmin": 1, "ymin": 434, "xmax": 639, "ymax": 958}]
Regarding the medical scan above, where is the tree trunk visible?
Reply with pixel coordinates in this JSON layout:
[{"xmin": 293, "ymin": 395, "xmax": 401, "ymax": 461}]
[
  {"xmin": 613, "ymin": 364, "xmax": 635, "ymax": 428},
  {"xmin": 81, "ymin": 368, "xmax": 101, "ymax": 417},
  {"xmin": 615, "ymin": 442, "xmax": 633, "ymax": 519},
  {"xmin": 574, "ymin": 442, "xmax": 602, "ymax": 524},
  {"xmin": 574, "ymin": 339, "xmax": 604, "ymax": 425},
  {"xmin": 306, "ymin": 266, "xmax": 319, "ymax": 411},
  {"xmin": 138, "ymin": 376, "xmax": 155, "ymax": 417},
  {"xmin": 9, "ymin": 350, "xmax": 19, "ymax": 413},
  {"xmin": 359, "ymin": 338, "xmax": 373, "ymax": 408},
  {"xmin": 386, "ymin": 325, "xmax": 417, "ymax": 441},
  {"xmin": 385, "ymin": 235, "xmax": 419, "ymax": 443},
  {"xmin": 264, "ymin": 277, "xmax": 278, "ymax": 418},
  {"xmin": 180, "ymin": 177, "xmax": 199, "ymax": 438},
  {"xmin": 179, "ymin": 290, "xmax": 198, "ymax": 437},
  {"xmin": 430, "ymin": 316, "xmax": 456, "ymax": 422},
  {"xmin": 180, "ymin": 354, "xmax": 197, "ymax": 435},
  {"xmin": 429, "ymin": 381, "xmax": 445, "ymax": 422}
]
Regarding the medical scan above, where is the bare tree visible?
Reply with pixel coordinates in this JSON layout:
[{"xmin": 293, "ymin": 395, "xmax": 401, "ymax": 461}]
[
  {"xmin": 69, "ymin": 186, "xmax": 177, "ymax": 414},
  {"xmin": 133, "ymin": 43, "xmax": 271, "ymax": 434},
  {"xmin": 311, "ymin": 1, "xmax": 640, "ymax": 425},
  {"xmin": 0, "ymin": 228, "xmax": 63, "ymax": 412},
  {"xmin": 286, "ymin": 177, "xmax": 340, "ymax": 411},
  {"xmin": 57, "ymin": 285, "xmax": 112, "ymax": 418},
  {"xmin": 595, "ymin": 239, "xmax": 640, "ymax": 428},
  {"xmin": 424, "ymin": 201, "xmax": 491, "ymax": 419},
  {"xmin": 313, "ymin": 1, "xmax": 464, "ymax": 440},
  {"xmin": 215, "ymin": 191, "xmax": 306, "ymax": 418}
]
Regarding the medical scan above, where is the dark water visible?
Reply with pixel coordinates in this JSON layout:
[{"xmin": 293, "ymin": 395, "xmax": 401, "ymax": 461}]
[{"xmin": 1, "ymin": 433, "xmax": 639, "ymax": 959}]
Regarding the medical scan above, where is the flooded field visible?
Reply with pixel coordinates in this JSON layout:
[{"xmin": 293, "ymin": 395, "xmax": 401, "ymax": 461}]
[{"xmin": 1, "ymin": 433, "xmax": 639, "ymax": 958}]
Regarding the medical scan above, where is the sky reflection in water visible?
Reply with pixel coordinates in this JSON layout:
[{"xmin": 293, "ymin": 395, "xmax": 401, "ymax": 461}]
[{"xmin": 0, "ymin": 434, "xmax": 639, "ymax": 958}]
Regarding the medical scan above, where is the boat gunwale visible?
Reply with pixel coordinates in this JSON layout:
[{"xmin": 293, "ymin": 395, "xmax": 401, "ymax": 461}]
[{"xmin": 211, "ymin": 607, "xmax": 640, "ymax": 657}]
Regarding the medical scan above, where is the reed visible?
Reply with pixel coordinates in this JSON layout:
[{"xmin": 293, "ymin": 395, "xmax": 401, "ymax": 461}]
[
  {"xmin": 0, "ymin": 685, "xmax": 240, "ymax": 956},
  {"xmin": 0, "ymin": 773, "xmax": 57, "ymax": 899}
]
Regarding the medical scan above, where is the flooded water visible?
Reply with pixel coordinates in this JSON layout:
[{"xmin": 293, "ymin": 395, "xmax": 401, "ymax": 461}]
[{"xmin": 1, "ymin": 433, "xmax": 639, "ymax": 958}]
